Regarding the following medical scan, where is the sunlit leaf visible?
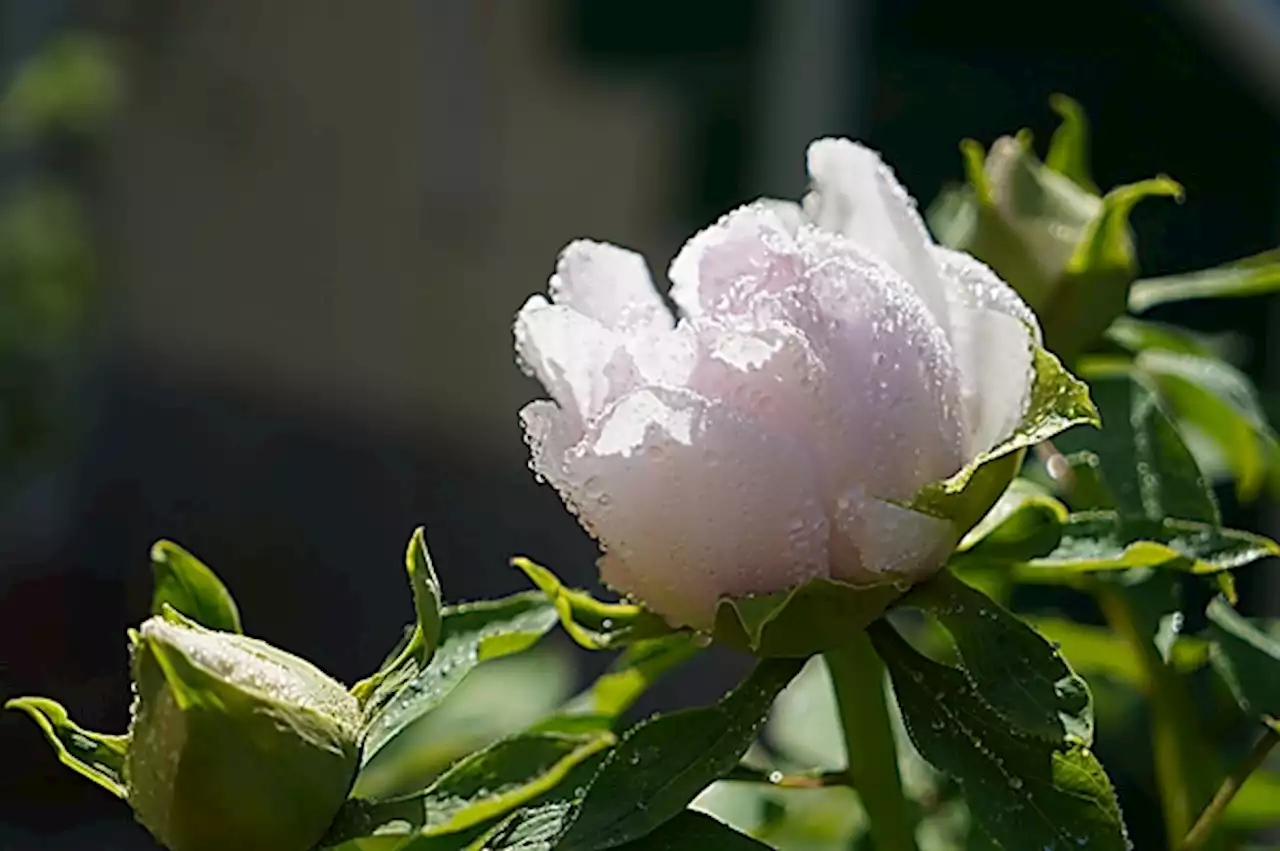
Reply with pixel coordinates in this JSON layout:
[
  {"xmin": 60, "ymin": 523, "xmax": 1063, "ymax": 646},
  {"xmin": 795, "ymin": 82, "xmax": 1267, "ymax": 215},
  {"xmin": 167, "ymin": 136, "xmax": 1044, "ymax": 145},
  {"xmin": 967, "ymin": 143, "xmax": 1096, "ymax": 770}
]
[
  {"xmin": 1130, "ymin": 248, "xmax": 1280, "ymax": 312},
  {"xmin": 6, "ymin": 697, "xmax": 128, "ymax": 798},
  {"xmin": 149, "ymin": 540, "xmax": 242, "ymax": 634}
]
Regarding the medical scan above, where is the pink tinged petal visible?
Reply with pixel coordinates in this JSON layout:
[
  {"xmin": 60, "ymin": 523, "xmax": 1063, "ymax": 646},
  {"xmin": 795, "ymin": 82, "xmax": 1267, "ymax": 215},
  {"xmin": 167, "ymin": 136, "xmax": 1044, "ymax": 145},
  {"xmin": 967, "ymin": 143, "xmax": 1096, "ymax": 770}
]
[
  {"xmin": 514, "ymin": 296, "xmax": 637, "ymax": 425},
  {"xmin": 829, "ymin": 486, "xmax": 957, "ymax": 585},
  {"xmin": 932, "ymin": 247, "xmax": 1039, "ymax": 454},
  {"xmin": 549, "ymin": 240, "xmax": 673, "ymax": 332},
  {"xmin": 802, "ymin": 139, "xmax": 951, "ymax": 331},
  {"xmin": 785, "ymin": 227, "xmax": 968, "ymax": 502},
  {"xmin": 550, "ymin": 386, "xmax": 829, "ymax": 631},
  {"xmin": 668, "ymin": 203, "xmax": 807, "ymax": 320}
]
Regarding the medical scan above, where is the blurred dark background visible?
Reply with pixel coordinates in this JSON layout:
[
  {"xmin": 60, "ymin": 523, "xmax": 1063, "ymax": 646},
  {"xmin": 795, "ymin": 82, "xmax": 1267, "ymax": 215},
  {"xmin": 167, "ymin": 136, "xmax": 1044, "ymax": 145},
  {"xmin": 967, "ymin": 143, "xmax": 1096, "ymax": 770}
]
[{"xmin": 2, "ymin": 0, "xmax": 1279, "ymax": 848}]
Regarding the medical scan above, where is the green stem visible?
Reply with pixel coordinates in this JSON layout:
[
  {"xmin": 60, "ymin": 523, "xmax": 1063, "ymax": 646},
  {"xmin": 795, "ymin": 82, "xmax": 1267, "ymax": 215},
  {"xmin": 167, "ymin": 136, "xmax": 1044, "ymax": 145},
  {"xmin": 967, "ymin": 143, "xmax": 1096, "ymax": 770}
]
[
  {"xmin": 825, "ymin": 631, "xmax": 917, "ymax": 851},
  {"xmin": 1178, "ymin": 727, "xmax": 1280, "ymax": 851},
  {"xmin": 1097, "ymin": 586, "xmax": 1218, "ymax": 849}
]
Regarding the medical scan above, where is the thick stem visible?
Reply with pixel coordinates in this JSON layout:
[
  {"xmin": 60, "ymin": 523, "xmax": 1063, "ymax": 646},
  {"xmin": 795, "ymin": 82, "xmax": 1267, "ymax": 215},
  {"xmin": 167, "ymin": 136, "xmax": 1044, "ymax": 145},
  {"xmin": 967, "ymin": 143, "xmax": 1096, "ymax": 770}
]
[
  {"xmin": 1178, "ymin": 727, "xmax": 1280, "ymax": 851},
  {"xmin": 825, "ymin": 631, "xmax": 917, "ymax": 851}
]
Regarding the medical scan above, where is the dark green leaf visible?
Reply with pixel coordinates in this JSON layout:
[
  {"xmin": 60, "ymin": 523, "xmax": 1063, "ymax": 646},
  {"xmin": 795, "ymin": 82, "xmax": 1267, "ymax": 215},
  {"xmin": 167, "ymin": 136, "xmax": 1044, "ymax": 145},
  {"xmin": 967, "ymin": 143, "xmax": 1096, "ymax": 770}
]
[
  {"xmin": 870, "ymin": 623, "xmax": 1129, "ymax": 851},
  {"xmin": 1025, "ymin": 616, "xmax": 1208, "ymax": 683},
  {"xmin": 1073, "ymin": 374, "xmax": 1219, "ymax": 525},
  {"xmin": 1130, "ymin": 248, "xmax": 1280, "ymax": 312},
  {"xmin": 360, "ymin": 593, "xmax": 560, "ymax": 765},
  {"xmin": 609, "ymin": 811, "xmax": 772, "ymax": 850},
  {"xmin": 476, "ymin": 659, "xmax": 802, "ymax": 851},
  {"xmin": 713, "ymin": 577, "xmax": 902, "ymax": 658},
  {"xmin": 1103, "ymin": 317, "xmax": 1219, "ymax": 358},
  {"xmin": 513, "ymin": 557, "xmax": 676, "ymax": 650},
  {"xmin": 6, "ymin": 697, "xmax": 129, "ymax": 798},
  {"xmin": 902, "ymin": 570, "xmax": 1093, "ymax": 745},
  {"xmin": 149, "ymin": 540, "xmax": 242, "ymax": 633},
  {"xmin": 1207, "ymin": 597, "xmax": 1280, "ymax": 724},
  {"xmin": 557, "ymin": 658, "xmax": 802, "ymax": 850},
  {"xmin": 329, "ymin": 732, "xmax": 615, "ymax": 845}
]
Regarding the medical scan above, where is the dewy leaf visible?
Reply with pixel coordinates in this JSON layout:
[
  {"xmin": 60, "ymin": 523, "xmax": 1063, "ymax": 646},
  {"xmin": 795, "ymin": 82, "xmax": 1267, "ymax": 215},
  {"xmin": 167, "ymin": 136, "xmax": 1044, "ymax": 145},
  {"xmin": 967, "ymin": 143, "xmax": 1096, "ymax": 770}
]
[
  {"xmin": 870, "ymin": 623, "xmax": 1130, "ymax": 851},
  {"xmin": 902, "ymin": 569, "xmax": 1094, "ymax": 745},
  {"xmin": 6, "ymin": 697, "xmax": 129, "ymax": 798},
  {"xmin": 1069, "ymin": 373, "xmax": 1219, "ymax": 525},
  {"xmin": 607, "ymin": 810, "xmax": 773, "ymax": 850},
  {"xmin": 328, "ymin": 732, "xmax": 615, "ymax": 845},
  {"xmin": 555, "ymin": 658, "xmax": 803, "ymax": 851},
  {"xmin": 408, "ymin": 528, "xmax": 445, "ymax": 661},
  {"xmin": 713, "ymin": 578, "xmax": 902, "ymax": 658},
  {"xmin": 1044, "ymin": 93, "xmax": 1099, "ymax": 194},
  {"xmin": 150, "ymin": 540, "xmax": 242, "ymax": 634},
  {"xmin": 1206, "ymin": 597, "xmax": 1280, "ymax": 724},
  {"xmin": 512, "ymin": 557, "xmax": 676, "ymax": 650},
  {"xmin": 1129, "ymin": 247, "xmax": 1280, "ymax": 313},
  {"xmin": 360, "ymin": 593, "xmax": 560, "ymax": 765},
  {"xmin": 1025, "ymin": 617, "xmax": 1209, "ymax": 683},
  {"xmin": 1011, "ymin": 511, "xmax": 1280, "ymax": 581},
  {"xmin": 538, "ymin": 634, "xmax": 702, "ymax": 734},
  {"xmin": 910, "ymin": 345, "xmax": 1099, "ymax": 529}
]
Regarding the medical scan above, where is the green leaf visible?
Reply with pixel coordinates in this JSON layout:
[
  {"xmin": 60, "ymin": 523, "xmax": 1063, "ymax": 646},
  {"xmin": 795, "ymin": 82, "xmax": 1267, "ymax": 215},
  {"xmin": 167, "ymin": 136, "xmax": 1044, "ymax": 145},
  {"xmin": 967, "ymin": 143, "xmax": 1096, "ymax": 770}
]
[
  {"xmin": 512, "ymin": 557, "xmax": 676, "ymax": 650},
  {"xmin": 360, "ymin": 593, "xmax": 560, "ymax": 765},
  {"xmin": 475, "ymin": 659, "xmax": 803, "ymax": 851},
  {"xmin": 408, "ymin": 528, "xmax": 445, "ymax": 661},
  {"xmin": 901, "ymin": 569, "xmax": 1093, "ymax": 745},
  {"xmin": 537, "ymin": 634, "xmax": 702, "ymax": 734},
  {"xmin": 1044, "ymin": 94, "xmax": 1099, "ymax": 194},
  {"xmin": 1073, "ymin": 373, "xmax": 1219, "ymax": 525},
  {"xmin": 1224, "ymin": 769, "xmax": 1280, "ymax": 828},
  {"xmin": 1103, "ymin": 317, "xmax": 1220, "ymax": 358},
  {"xmin": 910, "ymin": 345, "xmax": 1099, "ymax": 529},
  {"xmin": 1130, "ymin": 248, "xmax": 1280, "ymax": 313},
  {"xmin": 328, "ymin": 732, "xmax": 615, "ymax": 845},
  {"xmin": 5, "ymin": 697, "xmax": 129, "ymax": 798},
  {"xmin": 957, "ymin": 479, "xmax": 1069, "ymax": 562},
  {"xmin": 713, "ymin": 577, "xmax": 902, "ymax": 658},
  {"xmin": 1206, "ymin": 596, "xmax": 1280, "ymax": 724},
  {"xmin": 1024, "ymin": 617, "xmax": 1208, "ymax": 683},
  {"xmin": 870, "ymin": 623, "xmax": 1129, "ymax": 851},
  {"xmin": 149, "ymin": 539, "xmax": 242, "ymax": 634},
  {"xmin": 1012, "ymin": 511, "xmax": 1280, "ymax": 581},
  {"xmin": 1134, "ymin": 350, "xmax": 1279, "ymax": 501},
  {"xmin": 609, "ymin": 811, "xmax": 773, "ymax": 850}
]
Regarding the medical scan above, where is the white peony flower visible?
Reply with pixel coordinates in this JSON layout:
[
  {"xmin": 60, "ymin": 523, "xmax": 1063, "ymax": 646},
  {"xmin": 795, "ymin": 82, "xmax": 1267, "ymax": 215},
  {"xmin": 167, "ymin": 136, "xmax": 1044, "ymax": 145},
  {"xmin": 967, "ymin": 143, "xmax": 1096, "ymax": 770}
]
[{"xmin": 515, "ymin": 139, "xmax": 1051, "ymax": 631}]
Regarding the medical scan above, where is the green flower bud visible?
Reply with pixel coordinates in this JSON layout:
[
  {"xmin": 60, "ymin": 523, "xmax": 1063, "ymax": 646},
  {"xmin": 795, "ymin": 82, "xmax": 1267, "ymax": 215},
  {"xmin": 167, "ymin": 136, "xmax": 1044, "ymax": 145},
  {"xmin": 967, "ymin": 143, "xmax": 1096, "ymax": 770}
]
[
  {"xmin": 126, "ymin": 611, "xmax": 360, "ymax": 851},
  {"xmin": 930, "ymin": 97, "xmax": 1180, "ymax": 365}
]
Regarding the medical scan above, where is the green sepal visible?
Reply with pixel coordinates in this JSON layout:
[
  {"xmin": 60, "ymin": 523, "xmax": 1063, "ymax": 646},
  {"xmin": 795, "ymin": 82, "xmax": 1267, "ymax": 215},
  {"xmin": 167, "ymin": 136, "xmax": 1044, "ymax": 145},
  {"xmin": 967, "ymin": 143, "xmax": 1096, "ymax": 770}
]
[
  {"xmin": 512, "ymin": 557, "xmax": 677, "ymax": 650},
  {"xmin": 5, "ymin": 696, "xmax": 129, "ymax": 798},
  {"xmin": 150, "ymin": 540, "xmax": 242, "ymax": 634},
  {"xmin": 1206, "ymin": 596, "xmax": 1280, "ymax": 727},
  {"xmin": 1044, "ymin": 93, "xmax": 1099, "ymax": 193},
  {"xmin": 910, "ymin": 345, "xmax": 1098, "ymax": 530},
  {"xmin": 712, "ymin": 578, "xmax": 903, "ymax": 658},
  {"xmin": 1130, "ymin": 247, "xmax": 1280, "ymax": 313},
  {"xmin": 407, "ymin": 528, "xmax": 444, "ymax": 661}
]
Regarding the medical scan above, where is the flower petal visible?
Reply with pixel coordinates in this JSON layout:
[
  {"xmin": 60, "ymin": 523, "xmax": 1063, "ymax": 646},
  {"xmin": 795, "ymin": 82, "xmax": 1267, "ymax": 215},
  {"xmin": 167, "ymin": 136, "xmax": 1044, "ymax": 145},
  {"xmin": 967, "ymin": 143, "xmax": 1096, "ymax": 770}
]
[
  {"xmin": 802, "ymin": 139, "xmax": 951, "ymax": 330},
  {"xmin": 542, "ymin": 386, "xmax": 829, "ymax": 630},
  {"xmin": 829, "ymin": 487, "xmax": 957, "ymax": 585},
  {"xmin": 550, "ymin": 240, "xmax": 673, "ymax": 332},
  {"xmin": 932, "ymin": 247, "xmax": 1039, "ymax": 455},
  {"xmin": 668, "ymin": 203, "xmax": 806, "ymax": 320},
  {"xmin": 514, "ymin": 297, "xmax": 633, "ymax": 424}
]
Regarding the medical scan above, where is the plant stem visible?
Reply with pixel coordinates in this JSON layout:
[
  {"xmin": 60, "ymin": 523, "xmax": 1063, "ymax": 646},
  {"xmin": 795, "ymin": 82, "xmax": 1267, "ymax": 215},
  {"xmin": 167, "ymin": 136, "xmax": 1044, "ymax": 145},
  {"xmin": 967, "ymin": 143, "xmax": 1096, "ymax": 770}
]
[
  {"xmin": 1178, "ymin": 727, "xmax": 1280, "ymax": 851},
  {"xmin": 825, "ymin": 631, "xmax": 917, "ymax": 851},
  {"xmin": 1096, "ymin": 585, "xmax": 1218, "ymax": 849}
]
